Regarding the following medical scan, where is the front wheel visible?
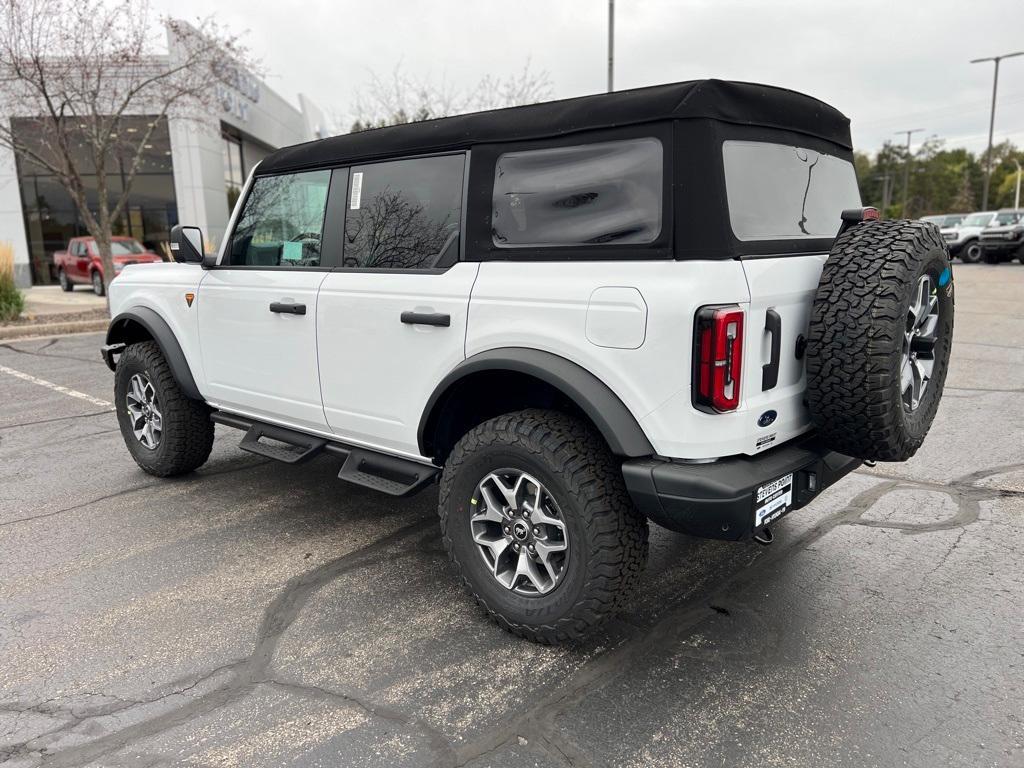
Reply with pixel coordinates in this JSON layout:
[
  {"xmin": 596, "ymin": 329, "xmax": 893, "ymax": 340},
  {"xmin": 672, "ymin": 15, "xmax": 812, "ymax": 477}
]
[
  {"xmin": 114, "ymin": 341, "xmax": 214, "ymax": 476},
  {"xmin": 58, "ymin": 269, "xmax": 74, "ymax": 292},
  {"xmin": 960, "ymin": 240, "xmax": 982, "ymax": 263},
  {"xmin": 91, "ymin": 270, "xmax": 105, "ymax": 296},
  {"xmin": 438, "ymin": 409, "xmax": 649, "ymax": 644}
]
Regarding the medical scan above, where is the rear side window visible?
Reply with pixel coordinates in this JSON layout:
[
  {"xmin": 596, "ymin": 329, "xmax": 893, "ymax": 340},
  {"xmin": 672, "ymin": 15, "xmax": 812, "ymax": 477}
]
[
  {"xmin": 492, "ymin": 138, "xmax": 663, "ymax": 247},
  {"xmin": 343, "ymin": 154, "xmax": 465, "ymax": 270},
  {"xmin": 227, "ymin": 169, "xmax": 331, "ymax": 267},
  {"xmin": 722, "ymin": 141, "xmax": 860, "ymax": 241}
]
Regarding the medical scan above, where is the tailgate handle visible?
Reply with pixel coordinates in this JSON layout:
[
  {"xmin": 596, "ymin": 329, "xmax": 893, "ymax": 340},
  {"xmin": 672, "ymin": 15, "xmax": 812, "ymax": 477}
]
[{"xmin": 762, "ymin": 309, "xmax": 782, "ymax": 391}]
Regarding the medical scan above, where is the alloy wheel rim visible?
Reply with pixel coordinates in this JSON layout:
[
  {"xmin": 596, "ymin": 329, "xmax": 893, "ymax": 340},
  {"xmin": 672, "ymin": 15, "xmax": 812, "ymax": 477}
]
[
  {"xmin": 126, "ymin": 373, "xmax": 162, "ymax": 450},
  {"xmin": 470, "ymin": 469, "xmax": 569, "ymax": 596},
  {"xmin": 901, "ymin": 274, "xmax": 940, "ymax": 412}
]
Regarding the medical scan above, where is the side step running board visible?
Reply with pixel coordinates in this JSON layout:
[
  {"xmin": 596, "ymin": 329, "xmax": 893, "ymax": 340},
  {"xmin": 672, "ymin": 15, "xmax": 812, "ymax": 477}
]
[
  {"xmin": 210, "ymin": 412, "xmax": 438, "ymax": 496},
  {"xmin": 239, "ymin": 421, "xmax": 326, "ymax": 464},
  {"xmin": 337, "ymin": 448, "xmax": 437, "ymax": 496}
]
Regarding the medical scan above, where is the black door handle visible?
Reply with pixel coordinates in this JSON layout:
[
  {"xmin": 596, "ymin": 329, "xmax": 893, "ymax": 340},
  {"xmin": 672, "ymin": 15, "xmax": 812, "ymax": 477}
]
[
  {"xmin": 269, "ymin": 302, "xmax": 306, "ymax": 315},
  {"xmin": 401, "ymin": 311, "xmax": 450, "ymax": 327},
  {"xmin": 762, "ymin": 308, "xmax": 782, "ymax": 391}
]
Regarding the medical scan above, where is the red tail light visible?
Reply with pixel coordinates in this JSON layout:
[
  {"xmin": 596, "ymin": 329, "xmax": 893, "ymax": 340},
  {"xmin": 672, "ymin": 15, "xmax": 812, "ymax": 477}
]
[{"xmin": 693, "ymin": 306, "xmax": 744, "ymax": 412}]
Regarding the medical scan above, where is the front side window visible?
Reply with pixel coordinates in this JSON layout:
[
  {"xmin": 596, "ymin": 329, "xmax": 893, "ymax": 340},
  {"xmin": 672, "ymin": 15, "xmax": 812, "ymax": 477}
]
[
  {"xmin": 227, "ymin": 169, "xmax": 331, "ymax": 267},
  {"xmin": 723, "ymin": 140, "xmax": 861, "ymax": 241},
  {"xmin": 492, "ymin": 138, "xmax": 663, "ymax": 247},
  {"xmin": 343, "ymin": 154, "xmax": 465, "ymax": 269}
]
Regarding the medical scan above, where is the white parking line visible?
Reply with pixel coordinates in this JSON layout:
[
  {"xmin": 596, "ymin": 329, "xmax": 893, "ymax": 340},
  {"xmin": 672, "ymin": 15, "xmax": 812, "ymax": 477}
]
[{"xmin": 0, "ymin": 365, "xmax": 113, "ymax": 409}]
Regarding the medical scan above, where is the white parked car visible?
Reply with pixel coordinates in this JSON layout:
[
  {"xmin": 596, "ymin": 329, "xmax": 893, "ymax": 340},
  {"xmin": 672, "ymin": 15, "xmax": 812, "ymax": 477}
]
[
  {"xmin": 101, "ymin": 81, "xmax": 954, "ymax": 643},
  {"xmin": 941, "ymin": 211, "xmax": 998, "ymax": 263}
]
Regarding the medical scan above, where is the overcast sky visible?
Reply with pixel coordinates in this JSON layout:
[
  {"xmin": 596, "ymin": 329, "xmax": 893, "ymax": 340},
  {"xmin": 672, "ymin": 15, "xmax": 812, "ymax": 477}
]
[{"xmin": 157, "ymin": 0, "xmax": 1024, "ymax": 156}]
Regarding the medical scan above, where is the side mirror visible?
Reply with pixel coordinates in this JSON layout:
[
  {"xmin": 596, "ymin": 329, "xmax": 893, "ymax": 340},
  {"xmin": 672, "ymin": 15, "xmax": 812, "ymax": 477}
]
[{"xmin": 169, "ymin": 225, "xmax": 205, "ymax": 264}]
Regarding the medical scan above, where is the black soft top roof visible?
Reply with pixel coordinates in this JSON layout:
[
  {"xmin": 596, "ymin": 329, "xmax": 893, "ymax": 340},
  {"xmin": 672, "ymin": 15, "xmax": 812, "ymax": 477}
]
[{"xmin": 258, "ymin": 79, "xmax": 851, "ymax": 175}]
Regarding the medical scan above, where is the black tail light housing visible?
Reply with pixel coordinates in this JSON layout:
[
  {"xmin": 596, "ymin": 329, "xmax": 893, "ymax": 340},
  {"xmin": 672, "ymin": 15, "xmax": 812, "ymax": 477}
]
[{"xmin": 693, "ymin": 305, "xmax": 744, "ymax": 412}]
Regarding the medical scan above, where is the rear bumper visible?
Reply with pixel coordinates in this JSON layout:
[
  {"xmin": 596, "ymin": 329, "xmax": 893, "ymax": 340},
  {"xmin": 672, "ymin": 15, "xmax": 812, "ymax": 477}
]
[{"xmin": 621, "ymin": 435, "xmax": 861, "ymax": 541}]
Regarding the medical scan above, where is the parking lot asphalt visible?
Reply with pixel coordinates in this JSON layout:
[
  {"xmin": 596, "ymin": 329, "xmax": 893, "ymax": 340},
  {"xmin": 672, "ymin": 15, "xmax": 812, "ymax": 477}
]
[{"xmin": 0, "ymin": 264, "xmax": 1021, "ymax": 768}]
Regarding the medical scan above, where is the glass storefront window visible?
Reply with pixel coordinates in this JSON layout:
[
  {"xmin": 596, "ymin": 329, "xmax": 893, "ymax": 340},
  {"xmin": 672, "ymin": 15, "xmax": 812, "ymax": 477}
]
[
  {"xmin": 223, "ymin": 132, "xmax": 244, "ymax": 213},
  {"xmin": 12, "ymin": 115, "xmax": 178, "ymax": 284}
]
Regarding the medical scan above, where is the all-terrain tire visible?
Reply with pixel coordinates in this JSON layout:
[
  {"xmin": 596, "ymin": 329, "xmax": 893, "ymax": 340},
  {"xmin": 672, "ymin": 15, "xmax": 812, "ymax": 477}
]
[
  {"xmin": 438, "ymin": 409, "xmax": 649, "ymax": 644},
  {"xmin": 806, "ymin": 220, "xmax": 954, "ymax": 462},
  {"xmin": 114, "ymin": 341, "xmax": 214, "ymax": 476},
  {"xmin": 960, "ymin": 240, "xmax": 982, "ymax": 263}
]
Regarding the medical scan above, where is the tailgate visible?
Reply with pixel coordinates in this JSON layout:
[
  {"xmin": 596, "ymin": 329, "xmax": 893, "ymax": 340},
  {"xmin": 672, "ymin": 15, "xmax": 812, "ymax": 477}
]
[{"xmin": 739, "ymin": 254, "xmax": 827, "ymax": 454}]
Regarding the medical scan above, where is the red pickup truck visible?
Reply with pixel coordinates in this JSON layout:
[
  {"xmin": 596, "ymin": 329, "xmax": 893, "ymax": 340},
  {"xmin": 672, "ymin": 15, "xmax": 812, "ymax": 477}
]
[{"xmin": 53, "ymin": 237, "xmax": 163, "ymax": 296}]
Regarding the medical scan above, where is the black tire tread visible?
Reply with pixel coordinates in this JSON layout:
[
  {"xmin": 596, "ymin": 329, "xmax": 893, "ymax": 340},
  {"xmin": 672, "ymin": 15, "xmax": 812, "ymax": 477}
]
[
  {"xmin": 438, "ymin": 409, "xmax": 648, "ymax": 644},
  {"xmin": 806, "ymin": 220, "xmax": 952, "ymax": 461},
  {"xmin": 115, "ymin": 341, "xmax": 214, "ymax": 477}
]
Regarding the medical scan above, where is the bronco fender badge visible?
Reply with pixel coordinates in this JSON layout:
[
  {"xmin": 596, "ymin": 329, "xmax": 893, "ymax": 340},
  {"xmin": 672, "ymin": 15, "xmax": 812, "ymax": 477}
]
[
  {"xmin": 184, "ymin": 292, "xmax": 195, "ymax": 307},
  {"xmin": 757, "ymin": 410, "xmax": 777, "ymax": 428}
]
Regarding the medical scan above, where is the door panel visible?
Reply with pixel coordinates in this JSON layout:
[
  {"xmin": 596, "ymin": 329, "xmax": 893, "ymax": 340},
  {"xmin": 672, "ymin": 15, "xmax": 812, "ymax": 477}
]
[
  {"xmin": 198, "ymin": 269, "xmax": 330, "ymax": 430},
  {"xmin": 317, "ymin": 263, "xmax": 478, "ymax": 457}
]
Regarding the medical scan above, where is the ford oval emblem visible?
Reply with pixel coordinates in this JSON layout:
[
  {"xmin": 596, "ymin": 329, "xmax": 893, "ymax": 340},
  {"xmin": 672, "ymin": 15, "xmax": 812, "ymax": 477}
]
[{"xmin": 758, "ymin": 410, "xmax": 777, "ymax": 428}]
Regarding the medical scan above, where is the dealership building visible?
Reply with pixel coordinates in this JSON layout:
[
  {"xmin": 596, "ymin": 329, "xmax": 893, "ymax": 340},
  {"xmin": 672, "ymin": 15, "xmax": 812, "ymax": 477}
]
[{"xmin": 0, "ymin": 23, "xmax": 331, "ymax": 288}]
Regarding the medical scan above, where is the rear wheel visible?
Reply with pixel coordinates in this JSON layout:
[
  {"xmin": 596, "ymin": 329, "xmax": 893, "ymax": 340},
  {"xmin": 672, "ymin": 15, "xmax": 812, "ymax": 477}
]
[
  {"xmin": 438, "ymin": 409, "xmax": 648, "ymax": 644},
  {"xmin": 960, "ymin": 240, "xmax": 982, "ymax": 263},
  {"xmin": 58, "ymin": 269, "xmax": 74, "ymax": 292},
  {"xmin": 91, "ymin": 270, "xmax": 105, "ymax": 296},
  {"xmin": 114, "ymin": 341, "xmax": 214, "ymax": 476}
]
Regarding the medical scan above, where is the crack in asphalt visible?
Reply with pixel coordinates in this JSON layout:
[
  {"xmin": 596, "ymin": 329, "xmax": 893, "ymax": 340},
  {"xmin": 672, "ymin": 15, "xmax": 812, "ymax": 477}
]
[
  {"xmin": 0, "ymin": 340, "xmax": 106, "ymax": 368},
  {"xmin": 0, "ymin": 410, "xmax": 114, "ymax": 431},
  {"xmin": 2, "ymin": 519, "xmax": 446, "ymax": 767},
  {"xmin": 0, "ymin": 457, "xmax": 271, "ymax": 529},
  {"xmin": 3, "ymin": 461, "xmax": 1021, "ymax": 765}
]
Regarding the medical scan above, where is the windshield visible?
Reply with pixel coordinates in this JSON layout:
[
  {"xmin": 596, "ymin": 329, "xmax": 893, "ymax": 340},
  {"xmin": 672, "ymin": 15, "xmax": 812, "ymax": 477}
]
[
  {"xmin": 722, "ymin": 141, "xmax": 861, "ymax": 240},
  {"xmin": 963, "ymin": 213, "xmax": 993, "ymax": 227},
  {"xmin": 994, "ymin": 212, "xmax": 1023, "ymax": 226},
  {"xmin": 944, "ymin": 215, "xmax": 966, "ymax": 227},
  {"xmin": 110, "ymin": 240, "xmax": 145, "ymax": 255},
  {"xmin": 921, "ymin": 215, "xmax": 945, "ymax": 225}
]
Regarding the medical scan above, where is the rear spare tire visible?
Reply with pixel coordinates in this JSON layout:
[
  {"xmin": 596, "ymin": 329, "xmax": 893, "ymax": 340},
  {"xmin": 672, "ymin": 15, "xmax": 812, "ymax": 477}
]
[{"xmin": 806, "ymin": 220, "xmax": 953, "ymax": 462}]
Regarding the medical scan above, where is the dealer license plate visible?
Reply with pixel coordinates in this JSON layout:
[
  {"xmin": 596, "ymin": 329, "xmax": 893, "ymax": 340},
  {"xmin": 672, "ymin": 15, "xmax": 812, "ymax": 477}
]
[{"xmin": 754, "ymin": 473, "xmax": 793, "ymax": 527}]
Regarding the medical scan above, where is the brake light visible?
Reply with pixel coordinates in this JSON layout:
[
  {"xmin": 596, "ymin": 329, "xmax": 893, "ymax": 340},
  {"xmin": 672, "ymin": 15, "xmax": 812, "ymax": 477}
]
[{"xmin": 694, "ymin": 306, "xmax": 744, "ymax": 412}]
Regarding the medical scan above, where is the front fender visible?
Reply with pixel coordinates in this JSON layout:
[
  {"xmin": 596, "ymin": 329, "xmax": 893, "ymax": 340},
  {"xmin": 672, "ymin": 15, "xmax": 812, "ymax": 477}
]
[{"xmin": 105, "ymin": 307, "xmax": 202, "ymax": 400}]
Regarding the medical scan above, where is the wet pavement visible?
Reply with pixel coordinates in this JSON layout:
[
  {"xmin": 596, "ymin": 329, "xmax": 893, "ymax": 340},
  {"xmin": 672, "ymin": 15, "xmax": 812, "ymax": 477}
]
[{"xmin": 0, "ymin": 264, "xmax": 1021, "ymax": 767}]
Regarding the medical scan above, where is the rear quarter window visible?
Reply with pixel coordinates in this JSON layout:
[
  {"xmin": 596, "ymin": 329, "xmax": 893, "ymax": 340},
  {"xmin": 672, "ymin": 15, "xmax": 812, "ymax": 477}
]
[
  {"xmin": 723, "ymin": 140, "xmax": 860, "ymax": 241},
  {"xmin": 491, "ymin": 138, "xmax": 663, "ymax": 247}
]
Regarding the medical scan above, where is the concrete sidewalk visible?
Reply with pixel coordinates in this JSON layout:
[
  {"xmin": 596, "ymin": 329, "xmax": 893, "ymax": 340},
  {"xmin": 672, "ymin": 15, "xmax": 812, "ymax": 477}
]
[
  {"xmin": 21, "ymin": 284, "xmax": 108, "ymax": 317},
  {"xmin": 0, "ymin": 284, "xmax": 108, "ymax": 340}
]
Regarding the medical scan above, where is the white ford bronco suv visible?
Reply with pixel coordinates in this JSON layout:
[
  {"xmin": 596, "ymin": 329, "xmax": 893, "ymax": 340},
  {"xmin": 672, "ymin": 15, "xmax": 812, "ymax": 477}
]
[{"xmin": 102, "ymin": 80, "xmax": 954, "ymax": 643}]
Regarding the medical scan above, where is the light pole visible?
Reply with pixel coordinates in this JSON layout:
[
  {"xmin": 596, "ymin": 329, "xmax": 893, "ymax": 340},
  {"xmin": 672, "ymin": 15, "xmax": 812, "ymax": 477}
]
[
  {"xmin": 607, "ymin": 0, "xmax": 615, "ymax": 93},
  {"xmin": 1014, "ymin": 159, "xmax": 1022, "ymax": 210},
  {"xmin": 896, "ymin": 128, "xmax": 924, "ymax": 218},
  {"xmin": 971, "ymin": 51, "xmax": 1024, "ymax": 210}
]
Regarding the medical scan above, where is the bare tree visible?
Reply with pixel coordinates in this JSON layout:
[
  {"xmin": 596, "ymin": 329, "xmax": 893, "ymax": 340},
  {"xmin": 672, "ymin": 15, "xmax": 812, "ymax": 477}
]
[
  {"xmin": 348, "ymin": 61, "xmax": 553, "ymax": 133},
  {"xmin": 0, "ymin": 0, "xmax": 254, "ymax": 295}
]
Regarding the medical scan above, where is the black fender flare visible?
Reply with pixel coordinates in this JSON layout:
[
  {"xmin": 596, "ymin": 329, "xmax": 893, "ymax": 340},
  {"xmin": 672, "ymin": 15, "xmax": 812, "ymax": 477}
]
[
  {"xmin": 418, "ymin": 348, "xmax": 655, "ymax": 459},
  {"xmin": 105, "ymin": 307, "xmax": 203, "ymax": 400}
]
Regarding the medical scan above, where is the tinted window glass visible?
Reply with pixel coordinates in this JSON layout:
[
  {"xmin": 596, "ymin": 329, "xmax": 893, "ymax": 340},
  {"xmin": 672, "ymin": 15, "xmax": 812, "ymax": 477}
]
[
  {"xmin": 343, "ymin": 154, "xmax": 464, "ymax": 269},
  {"xmin": 492, "ymin": 138, "xmax": 663, "ymax": 247},
  {"xmin": 111, "ymin": 240, "xmax": 145, "ymax": 255},
  {"xmin": 228, "ymin": 169, "xmax": 331, "ymax": 267},
  {"xmin": 723, "ymin": 140, "xmax": 861, "ymax": 240}
]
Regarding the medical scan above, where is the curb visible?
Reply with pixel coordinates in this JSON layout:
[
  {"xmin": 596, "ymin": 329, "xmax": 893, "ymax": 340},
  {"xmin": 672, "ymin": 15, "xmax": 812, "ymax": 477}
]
[{"xmin": 0, "ymin": 319, "xmax": 108, "ymax": 341}]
